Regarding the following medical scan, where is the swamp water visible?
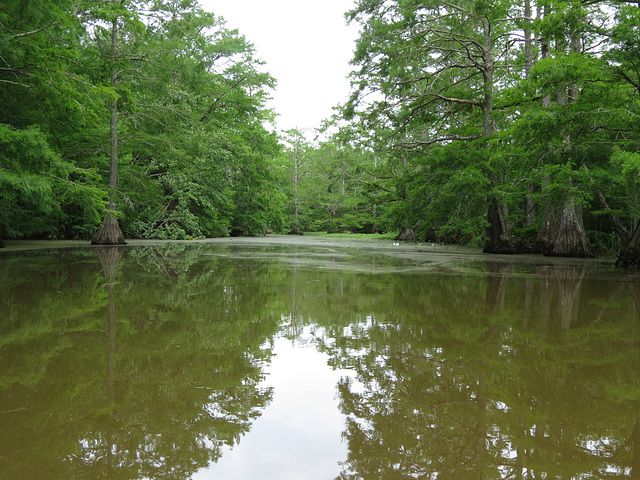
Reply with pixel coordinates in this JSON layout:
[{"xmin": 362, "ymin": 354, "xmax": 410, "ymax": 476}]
[{"xmin": 1, "ymin": 236, "xmax": 640, "ymax": 479}]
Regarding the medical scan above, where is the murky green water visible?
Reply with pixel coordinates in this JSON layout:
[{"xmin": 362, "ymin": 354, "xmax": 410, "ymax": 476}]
[{"xmin": 2, "ymin": 236, "xmax": 640, "ymax": 479}]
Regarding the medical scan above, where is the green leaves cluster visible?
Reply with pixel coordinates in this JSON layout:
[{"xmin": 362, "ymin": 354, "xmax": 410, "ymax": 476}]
[{"xmin": 0, "ymin": 0, "xmax": 283, "ymax": 242}]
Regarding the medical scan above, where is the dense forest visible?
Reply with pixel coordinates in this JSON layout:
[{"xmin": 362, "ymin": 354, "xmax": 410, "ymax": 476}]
[{"xmin": 1, "ymin": 0, "xmax": 640, "ymax": 265}]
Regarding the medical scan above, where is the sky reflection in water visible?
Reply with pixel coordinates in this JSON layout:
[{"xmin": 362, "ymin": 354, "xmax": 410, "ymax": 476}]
[{"xmin": 197, "ymin": 331, "xmax": 352, "ymax": 480}]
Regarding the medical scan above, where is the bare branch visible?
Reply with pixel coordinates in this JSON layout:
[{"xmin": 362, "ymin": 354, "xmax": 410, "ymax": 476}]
[
  {"xmin": 10, "ymin": 22, "xmax": 59, "ymax": 40},
  {"xmin": 200, "ymin": 75, "xmax": 248, "ymax": 122},
  {"xmin": 395, "ymin": 135, "xmax": 483, "ymax": 148}
]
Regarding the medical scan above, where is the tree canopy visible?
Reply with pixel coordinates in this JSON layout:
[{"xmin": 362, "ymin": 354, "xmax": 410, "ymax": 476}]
[{"xmin": 1, "ymin": 0, "xmax": 280, "ymax": 243}]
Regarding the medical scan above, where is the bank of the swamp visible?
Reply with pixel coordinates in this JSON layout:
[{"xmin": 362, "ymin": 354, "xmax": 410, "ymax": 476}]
[{"xmin": 0, "ymin": 234, "xmax": 623, "ymax": 274}]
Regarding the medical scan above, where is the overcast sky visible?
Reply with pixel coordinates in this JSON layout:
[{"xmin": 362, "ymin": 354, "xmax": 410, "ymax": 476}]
[{"xmin": 199, "ymin": 0, "xmax": 359, "ymax": 133}]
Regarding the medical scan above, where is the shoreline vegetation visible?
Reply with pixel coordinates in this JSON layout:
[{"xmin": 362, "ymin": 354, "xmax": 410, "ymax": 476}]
[{"xmin": 2, "ymin": 1, "xmax": 640, "ymax": 266}]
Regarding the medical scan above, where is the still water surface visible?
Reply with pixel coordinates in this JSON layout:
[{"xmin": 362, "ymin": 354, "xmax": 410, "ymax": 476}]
[{"xmin": 2, "ymin": 236, "xmax": 640, "ymax": 479}]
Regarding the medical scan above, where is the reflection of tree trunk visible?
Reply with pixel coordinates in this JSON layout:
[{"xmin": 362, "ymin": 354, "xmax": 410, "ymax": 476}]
[
  {"xmin": 93, "ymin": 246, "xmax": 124, "ymax": 477},
  {"xmin": 107, "ymin": 285, "xmax": 117, "ymax": 382},
  {"xmin": 93, "ymin": 246, "xmax": 124, "ymax": 383},
  {"xmin": 94, "ymin": 246, "xmax": 125, "ymax": 280},
  {"xmin": 524, "ymin": 278, "xmax": 534, "ymax": 326},
  {"xmin": 485, "ymin": 262, "xmax": 513, "ymax": 316},
  {"xmin": 554, "ymin": 266, "xmax": 588, "ymax": 331},
  {"xmin": 106, "ymin": 281, "xmax": 116, "ymax": 477},
  {"xmin": 537, "ymin": 266, "xmax": 554, "ymax": 331},
  {"xmin": 292, "ymin": 264, "xmax": 297, "ymax": 328},
  {"xmin": 514, "ymin": 416, "xmax": 526, "ymax": 480}
]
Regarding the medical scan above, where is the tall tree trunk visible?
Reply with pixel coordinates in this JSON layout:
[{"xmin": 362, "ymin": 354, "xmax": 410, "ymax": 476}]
[
  {"xmin": 617, "ymin": 220, "xmax": 640, "ymax": 268},
  {"xmin": 533, "ymin": 205, "xmax": 557, "ymax": 254},
  {"xmin": 538, "ymin": 20, "xmax": 591, "ymax": 258},
  {"xmin": 520, "ymin": 0, "xmax": 536, "ymax": 252},
  {"xmin": 546, "ymin": 200, "xmax": 594, "ymax": 257},
  {"xmin": 482, "ymin": 18, "xmax": 515, "ymax": 255},
  {"xmin": 92, "ymin": 15, "xmax": 125, "ymax": 246},
  {"xmin": 293, "ymin": 136, "xmax": 301, "ymax": 230},
  {"xmin": 533, "ymin": 5, "xmax": 555, "ymax": 254},
  {"xmin": 484, "ymin": 200, "xmax": 516, "ymax": 253},
  {"xmin": 395, "ymin": 227, "xmax": 416, "ymax": 241},
  {"xmin": 540, "ymin": 2, "xmax": 552, "ymax": 109},
  {"xmin": 544, "ymin": 13, "xmax": 592, "ymax": 258},
  {"xmin": 524, "ymin": 0, "xmax": 533, "ymax": 79}
]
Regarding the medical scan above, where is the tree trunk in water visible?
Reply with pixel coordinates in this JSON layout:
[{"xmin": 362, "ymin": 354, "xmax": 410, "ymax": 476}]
[
  {"xmin": 92, "ymin": 16, "xmax": 125, "ymax": 246},
  {"xmin": 483, "ymin": 201, "xmax": 516, "ymax": 254},
  {"xmin": 0, "ymin": 238, "xmax": 4, "ymax": 248},
  {"xmin": 92, "ymin": 212, "xmax": 125, "ymax": 245},
  {"xmin": 546, "ymin": 200, "xmax": 593, "ymax": 257},
  {"xmin": 480, "ymin": 20, "xmax": 515, "ymax": 256},
  {"xmin": 395, "ymin": 227, "xmax": 416, "ymax": 241},
  {"xmin": 617, "ymin": 221, "xmax": 640, "ymax": 268},
  {"xmin": 533, "ymin": 209, "xmax": 556, "ymax": 254}
]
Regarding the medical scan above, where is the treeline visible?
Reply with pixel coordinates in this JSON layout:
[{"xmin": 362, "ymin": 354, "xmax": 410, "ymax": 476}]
[
  {"xmin": 279, "ymin": 0, "xmax": 640, "ymax": 265},
  {"xmin": 3, "ymin": 0, "xmax": 640, "ymax": 265},
  {"xmin": 1, "ymin": 0, "xmax": 284, "ymax": 246}
]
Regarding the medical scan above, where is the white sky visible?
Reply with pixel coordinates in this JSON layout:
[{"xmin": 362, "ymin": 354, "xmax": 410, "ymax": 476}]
[{"xmin": 199, "ymin": 0, "xmax": 359, "ymax": 133}]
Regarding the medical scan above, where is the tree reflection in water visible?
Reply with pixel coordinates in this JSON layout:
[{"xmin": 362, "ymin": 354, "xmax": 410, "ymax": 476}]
[
  {"xmin": 313, "ymin": 263, "xmax": 640, "ymax": 480},
  {"xmin": 2, "ymin": 243, "xmax": 640, "ymax": 480},
  {"xmin": 0, "ymin": 244, "xmax": 276, "ymax": 479}
]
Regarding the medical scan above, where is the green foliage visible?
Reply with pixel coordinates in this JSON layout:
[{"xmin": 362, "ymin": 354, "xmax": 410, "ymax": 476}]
[
  {"xmin": 334, "ymin": 0, "xmax": 640, "ymax": 258},
  {"xmin": 0, "ymin": 124, "xmax": 105, "ymax": 239},
  {"xmin": 0, "ymin": 0, "xmax": 282, "ymax": 242}
]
